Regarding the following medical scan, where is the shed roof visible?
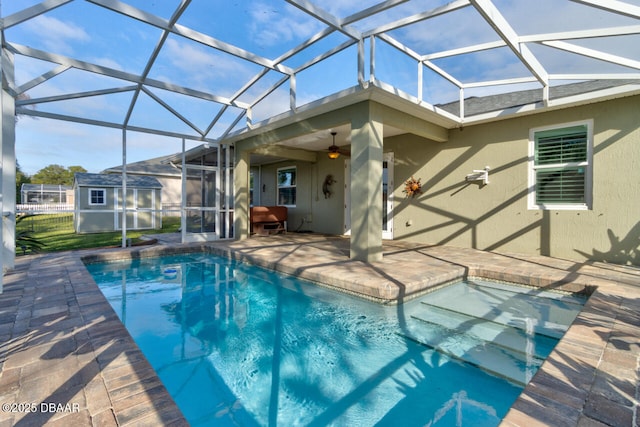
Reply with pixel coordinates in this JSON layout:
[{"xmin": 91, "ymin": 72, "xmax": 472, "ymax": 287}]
[{"xmin": 73, "ymin": 173, "xmax": 162, "ymax": 189}]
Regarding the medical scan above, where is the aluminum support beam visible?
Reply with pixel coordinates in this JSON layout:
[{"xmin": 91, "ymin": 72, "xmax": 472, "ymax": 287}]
[
  {"xmin": 470, "ymin": 0, "xmax": 549, "ymax": 87},
  {"xmin": 0, "ymin": 47, "xmax": 16, "ymax": 288}
]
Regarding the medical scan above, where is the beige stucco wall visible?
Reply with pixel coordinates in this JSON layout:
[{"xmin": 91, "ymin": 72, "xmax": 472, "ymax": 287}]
[
  {"xmin": 257, "ymin": 159, "xmax": 342, "ymax": 234},
  {"xmin": 252, "ymin": 157, "xmax": 344, "ymax": 234},
  {"xmin": 252, "ymin": 153, "xmax": 405, "ymax": 239},
  {"xmin": 388, "ymin": 95, "xmax": 639, "ymax": 264},
  {"xmin": 311, "ymin": 156, "xmax": 346, "ymax": 235},
  {"xmin": 155, "ymin": 176, "xmax": 181, "ymax": 215},
  {"xmin": 238, "ymin": 94, "xmax": 638, "ymax": 264}
]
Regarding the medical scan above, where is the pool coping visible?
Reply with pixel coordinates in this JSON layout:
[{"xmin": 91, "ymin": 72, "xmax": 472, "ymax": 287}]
[{"xmin": 1, "ymin": 234, "xmax": 639, "ymax": 426}]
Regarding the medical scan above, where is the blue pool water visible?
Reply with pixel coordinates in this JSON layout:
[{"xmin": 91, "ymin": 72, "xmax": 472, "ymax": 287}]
[{"xmin": 86, "ymin": 253, "xmax": 586, "ymax": 426}]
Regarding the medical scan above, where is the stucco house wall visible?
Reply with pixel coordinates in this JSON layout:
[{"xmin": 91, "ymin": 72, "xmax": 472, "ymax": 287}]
[
  {"xmin": 250, "ymin": 155, "xmax": 346, "ymax": 235},
  {"xmin": 246, "ymin": 94, "xmax": 638, "ymax": 264},
  {"xmin": 310, "ymin": 156, "xmax": 346, "ymax": 235},
  {"xmin": 255, "ymin": 160, "xmax": 312, "ymax": 232},
  {"xmin": 153, "ymin": 176, "xmax": 181, "ymax": 215},
  {"xmin": 387, "ymin": 95, "xmax": 639, "ymax": 264}
]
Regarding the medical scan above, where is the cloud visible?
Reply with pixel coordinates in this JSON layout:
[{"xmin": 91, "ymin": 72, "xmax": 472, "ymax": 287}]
[
  {"xmin": 248, "ymin": 2, "xmax": 322, "ymax": 48},
  {"xmin": 163, "ymin": 38, "xmax": 254, "ymax": 83},
  {"xmin": 498, "ymin": 0, "xmax": 640, "ymax": 35},
  {"xmin": 89, "ymin": 57, "xmax": 124, "ymax": 72},
  {"xmin": 16, "ymin": 119, "xmax": 113, "ymax": 174},
  {"xmin": 386, "ymin": 1, "xmax": 640, "ymax": 94},
  {"xmin": 22, "ymin": 15, "xmax": 89, "ymax": 55},
  {"xmin": 16, "ymin": 118, "xmax": 193, "ymax": 175},
  {"xmin": 251, "ymin": 87, "xmax": 291, "ymax": 122}
]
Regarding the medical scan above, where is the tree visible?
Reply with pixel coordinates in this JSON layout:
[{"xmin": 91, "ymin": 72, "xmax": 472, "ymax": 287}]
[
  {"xmin": 32, "ymin": 164, "xmax": 87, "ymax": 186},
  {"xmin": 15, "ymin": 93, "xmax": 35, "ymax": 123},
  {"xmin": 32, "ymin": 164, "xmax": 68, "ymax": 185},
  {"xmin": 16, "ymin": 161, "xmax": 31, "ymax": 203},
  {"xmin": 68, "ymin": 166, "xmax": 87, "ymax": 177}
]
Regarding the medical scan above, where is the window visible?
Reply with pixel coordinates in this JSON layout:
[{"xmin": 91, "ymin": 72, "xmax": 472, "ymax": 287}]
[
  {"xmin": 89, "ymin": 188, "xmax": 106, "ymax": 205},
  {"xmin": 277, "ymin": 167, "xmax": 296, "ymax": 206},
  {"xmin": 529, "ymin": 121, "xmax": 592, "ymax": 210}
]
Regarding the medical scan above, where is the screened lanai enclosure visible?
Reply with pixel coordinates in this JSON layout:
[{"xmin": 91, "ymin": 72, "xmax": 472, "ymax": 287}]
[
  {"xmin": 176, "ymin": 143, "xmax": 235, "ymax": 242},
  {"xmin": 1, "ymin": 0, "xmax": 640, "ymax": 290},
  {"xmin": 20, "ymin": 183, "xmax": 71, "ymax": 204}
]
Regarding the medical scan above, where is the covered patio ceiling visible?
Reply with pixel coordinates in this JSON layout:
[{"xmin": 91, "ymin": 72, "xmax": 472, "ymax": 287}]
[{"xmin": 3, "ymin": 0, "xmax": 640, "ymax": 153}]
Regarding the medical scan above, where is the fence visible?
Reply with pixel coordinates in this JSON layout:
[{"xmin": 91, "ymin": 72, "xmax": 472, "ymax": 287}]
[
  {"xmin": 17, "ymin": 212, "xmax": 73, "ymax": 233},
  {"xmin": 15, "ymin": 203, "xmax": 186, "ymax": 233},
  {"xmin": 17, "ymin": 203, "xmax": 74, "ymax": 213},
  {"xmin": 18, "ymin": 203, "xmax": 185, "ymax": 216},
  {"xmin": 162, "ymin": 203, "xmax": 182, "ymax": 217},
  {"xmin": 16, "ymin": 204, "xmax": 74, "ymax": 233}
]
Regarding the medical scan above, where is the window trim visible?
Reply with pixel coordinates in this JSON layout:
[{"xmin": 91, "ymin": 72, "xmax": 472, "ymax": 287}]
[
  {"xmin": 88, "ymin": 188, "xmax": 106, "ymax": 206},
  {"xmin": 528, "ymin": 119, "xmax": 593, "ymax": 211},
  {"xmin": 276, "ymin": 166, "xmax": 296, "ymax": 207}
]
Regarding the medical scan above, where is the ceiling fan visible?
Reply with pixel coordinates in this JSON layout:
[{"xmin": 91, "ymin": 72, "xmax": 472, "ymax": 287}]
[{"xmin": 326, "ymin": 131, "xmax": 350, "ymax": 159}]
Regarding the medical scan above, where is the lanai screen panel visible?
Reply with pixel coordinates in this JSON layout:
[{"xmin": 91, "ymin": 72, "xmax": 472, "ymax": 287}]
[{"xmin": 3, "ymin": 0, "xmax": 639, "ymax": 143}]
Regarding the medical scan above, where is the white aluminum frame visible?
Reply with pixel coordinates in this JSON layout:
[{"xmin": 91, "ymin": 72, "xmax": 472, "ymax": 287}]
[{"xmin": 6, "ymin": 0, "xmax": 639, "ymax": 139}]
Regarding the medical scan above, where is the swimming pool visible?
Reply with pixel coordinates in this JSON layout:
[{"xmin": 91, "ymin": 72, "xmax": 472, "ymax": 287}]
[{"xmin": 86, "ymin": 253, "xmax": 585, "ymax": 426}]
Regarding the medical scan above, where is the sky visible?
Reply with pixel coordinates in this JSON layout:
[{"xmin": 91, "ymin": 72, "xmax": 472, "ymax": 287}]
[{"xmin": 3, "ymin": 0, "xmax": 640, "ymax": 176}]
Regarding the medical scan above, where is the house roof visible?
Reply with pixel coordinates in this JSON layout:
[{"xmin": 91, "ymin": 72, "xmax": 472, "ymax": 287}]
[
  {"xmin": 436, "ymin": 79, "xmax": 640, "ymax": 118},
  {"xmin": 186, "ymin": 78, "xmax": 640, "ymax": 164},
  {"xmin": 73, "ymin": 173, "xmax": 162, "ymax": 189},
  {"xmin": 102, "ymin": 155, "xmax": 182, "ymax": 178}
]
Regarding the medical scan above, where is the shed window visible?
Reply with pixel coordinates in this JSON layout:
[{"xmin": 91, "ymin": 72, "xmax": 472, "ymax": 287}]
[
  {"xmin": 277, "ymin": 167, "xmax": 296, "ymax": 207},
  {"xmin": 529, "ymin": 121, "xmax": 592, "ymax": 210},
  {"xmin": 89, "ymin": 188, "xmax": 106, "ymax": 205}
]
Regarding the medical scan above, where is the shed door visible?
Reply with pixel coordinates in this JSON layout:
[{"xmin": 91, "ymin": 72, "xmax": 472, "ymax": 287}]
[{"xmin": 115, "ymin": 188, "xmax": 157, "ymax": 230}]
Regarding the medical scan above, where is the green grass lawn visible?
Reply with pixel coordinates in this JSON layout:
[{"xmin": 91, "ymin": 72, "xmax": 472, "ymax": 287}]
[{"xmin": 16, "ymin": 214, "xmax": 181, "ymax": 255}]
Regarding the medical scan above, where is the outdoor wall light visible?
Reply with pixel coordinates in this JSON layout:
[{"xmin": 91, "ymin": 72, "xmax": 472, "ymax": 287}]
[{"xmin": 466, "ymin": 166, "xmax": 490, "ymax": 185}]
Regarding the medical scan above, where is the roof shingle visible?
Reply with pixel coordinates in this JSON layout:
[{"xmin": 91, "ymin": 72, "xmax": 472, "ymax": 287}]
[{"xmin": 74, "ymin": 172, "xmax": 163, "ymax": 189}]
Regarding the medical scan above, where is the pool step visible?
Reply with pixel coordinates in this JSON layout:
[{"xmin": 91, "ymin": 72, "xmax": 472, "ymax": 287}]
[
  {"xmin": 409, "ymin": 304, "xmax": 557, "ymax": 360},
  {"xmin": 399, "ymin": 317, "xmax": 544, "ymax": 386},
  {"xmin": 466, "ymin": 279, "xmax": 587, "ymax": 308},
  {"xmin": 393, "ymin": 280, "xmax": 585, "ymax": 386},
  {"xmin": 418, "ymin": 282, "xmax": 583, "ymax": 339}
]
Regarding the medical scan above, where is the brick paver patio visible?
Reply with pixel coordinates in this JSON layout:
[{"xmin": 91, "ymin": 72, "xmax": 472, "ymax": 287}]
[{"xmin": 1, "ymin": 234, "xmax": 638, "ymax": 426}]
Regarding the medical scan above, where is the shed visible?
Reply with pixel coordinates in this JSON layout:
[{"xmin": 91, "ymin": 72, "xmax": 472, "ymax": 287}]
[
  {"xmin": 73, "ymin": 173, "xmax": 162, "ymax": 233},
  {"xmin": 102, "ymin": 154, "xmax": 183, "ymax": 216}
]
